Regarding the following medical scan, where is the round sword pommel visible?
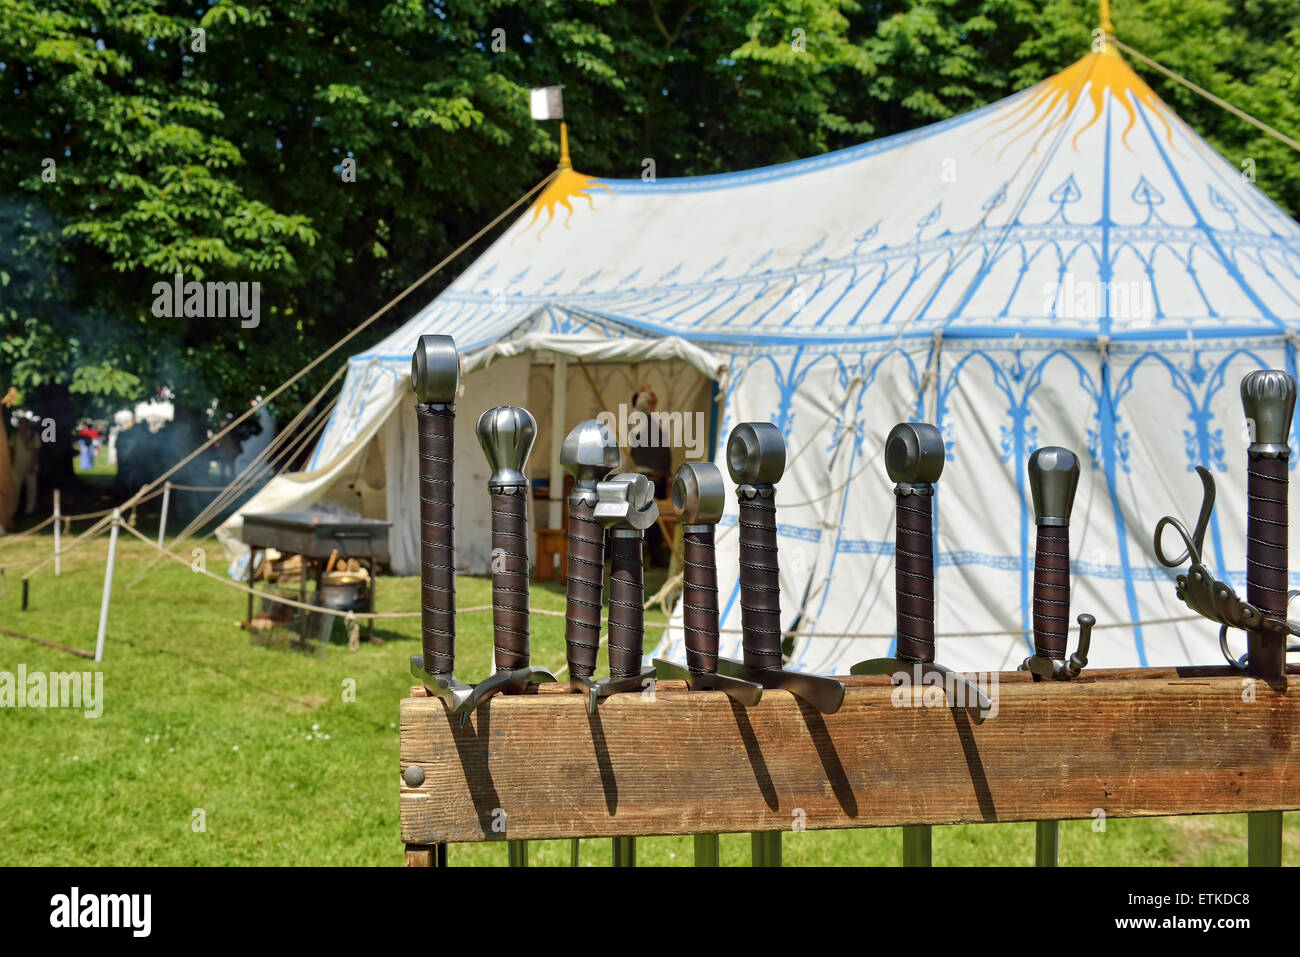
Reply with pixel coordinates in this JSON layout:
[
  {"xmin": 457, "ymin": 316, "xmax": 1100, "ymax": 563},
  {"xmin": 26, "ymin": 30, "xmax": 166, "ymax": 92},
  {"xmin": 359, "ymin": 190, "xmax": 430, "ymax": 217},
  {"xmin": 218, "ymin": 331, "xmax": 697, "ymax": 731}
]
[
  {"xmin": 476, "ymin": 406, "xmax": 537, "ymax": 490},
  {"xmin": 1241, "ymin": 369, "xmax": 1296, "ymax": 455},
  {"xmin": 560, "ymin": 419, "xmax": 621, "ymax": 486},
  {"xmin": 411, "ymin": 334, "xmax": 460, "ymax": 404},
  {"xmin": 884, "ymin": 423, "xmax": 945, "ymax": 486},
  {"xmin": 1027, "ymin": 446, "xmax": 1080, "ymax": 526},
  {"xmin": 672, "ymin": 462, "xmax": 725, "ymax": 525},
  {"xmin": 726, "ymin": 422, "xmax": 786, "ymax": 486},
  {"xmin": 594, "ymin": 472, "xmax": 660, "ymax": 531}
]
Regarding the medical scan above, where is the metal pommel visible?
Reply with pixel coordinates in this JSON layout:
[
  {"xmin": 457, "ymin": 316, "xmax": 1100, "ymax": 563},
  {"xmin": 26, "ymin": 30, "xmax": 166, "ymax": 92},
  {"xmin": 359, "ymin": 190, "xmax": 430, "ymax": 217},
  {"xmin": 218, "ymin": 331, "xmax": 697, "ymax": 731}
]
[
  {"xmin": 1241, "ymin": 369, "xmax": 1297, "ymax": 456},
  {"xmin": 594, "ymin": 472, "xmax": 660, "ymax": 531},
  {"xmin": 726, "ymin": 423, "xmax": 786, "ymax": 486},
  {"xmin": 411, "ymin": 334, "xmax": 460, "ymax": 404},
  {"xmin": 561, "ymin": 419, "xmax": 621, "ymax": 489},
  {"xmin": 672, "ymin": 462, "xmax": 725, "ymax": 525},
  {"xmin": 1027, "ymin": 446, "xmax": 1080, "ymax": 526},
  {"xmin": 477, "ymin": 406, "xmax": 537, "ymax": 490},
  {"xmin": 885, "ymin": 423, "xmax": 945, "ymax": 486}
]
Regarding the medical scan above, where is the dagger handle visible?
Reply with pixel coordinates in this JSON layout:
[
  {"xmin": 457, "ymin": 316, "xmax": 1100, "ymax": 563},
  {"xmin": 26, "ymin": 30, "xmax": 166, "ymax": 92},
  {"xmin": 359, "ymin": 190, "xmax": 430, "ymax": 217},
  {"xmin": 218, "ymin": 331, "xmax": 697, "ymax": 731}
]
[
  {"xmin": 1032, "ymin": 523, "xmax": 1070, "ymax": 659},
  {"xmin": 417, "ymin": 403, "xmax": 456, "ymax": 675},
  {"xmin": 895, "ymin": 486, "xmax": 935, "ymax": 664},
  {"xmin": 1246, "ymin": 454, "xmax": 1288, "ymax": 674},
  {"xmin": 564, "ymin": 500, "xmax": 605, "ymax": 679},
  {"xmin": 490, "ymin": 488, "xmax": 530, "ymax": 671},
  {"xmin": 607, "ymin": 533, "xmax": 645, "ymax": 679},
  {"xmin": 682, "ymin": 527, "xmax": 720, "ymax": 677},
  {"xmin": 738, "ymin": 490, "xmax": 782, "ymax": 672}
]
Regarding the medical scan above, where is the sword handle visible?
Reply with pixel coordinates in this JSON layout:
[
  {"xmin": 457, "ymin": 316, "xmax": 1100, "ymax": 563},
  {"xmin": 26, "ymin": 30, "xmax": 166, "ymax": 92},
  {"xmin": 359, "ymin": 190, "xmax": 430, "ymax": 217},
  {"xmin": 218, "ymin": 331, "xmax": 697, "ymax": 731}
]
[
  {"xmin": 682, "ymin": 527, "xmax": 720, "ymax": 676},
  {"xmin": 417, "ymin": 404, "xmax": 456, "ymax": 675},
  {"xmin": 1032, "ymin": 524, "xmax": 1070, "ymax": 659},
  {"xmin": 491, "ymin": 489, "xmax": 530, "ymax": 671},
  {"xmin": 607, "ymin": 533, "xmax": 645, "ymax": 679},
  {"xmin": 895, "ymin": 489, "xmax": 935, "ymax": 664},
  {"xmin": 1246, "ymin": 455, "xmax": 1288, "ymax": 617},
  {"xmin": 565, "ymin": 501, "xmax": 605, "ymax": 679},
  {"xmin": 738, "ymin": 493, "xmax": 782, "ymax": 672}
]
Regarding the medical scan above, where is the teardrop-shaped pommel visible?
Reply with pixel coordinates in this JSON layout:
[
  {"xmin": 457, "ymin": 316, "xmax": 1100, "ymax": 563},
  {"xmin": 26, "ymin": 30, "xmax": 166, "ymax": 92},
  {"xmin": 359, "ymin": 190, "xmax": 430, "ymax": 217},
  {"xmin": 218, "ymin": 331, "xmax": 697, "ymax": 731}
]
[
  {"xmin": 594, "ymin": 472, "xmax": 660, "ymax": 531},
  {"xmin": 477, "ymin": 406, "xmax": 537, "ymax": 490},
  {"xmin": 726, "ymin": 423, "xmax": 786, "ymax": 486},
  {"xmin": 672, "ymin": 462, "xmax": 725, "ymax": 525},
  {"xmin": 1027, "ymin": 446, "xmax": 1080, "ymax": 525},
  {"xmin": 411, "ymin": 334, "xmax": 460, "ymax": 404},
  {"xmin": 885, "ymin": 423, "xmax": 945, "ymax": 486},
  {"xmin": 1241, "ymin": 369, "xmax": 1297, "ymax": 454},
  {"xmin": 560, "ymin": 419, "xmax": 621, "ymax": 488}
]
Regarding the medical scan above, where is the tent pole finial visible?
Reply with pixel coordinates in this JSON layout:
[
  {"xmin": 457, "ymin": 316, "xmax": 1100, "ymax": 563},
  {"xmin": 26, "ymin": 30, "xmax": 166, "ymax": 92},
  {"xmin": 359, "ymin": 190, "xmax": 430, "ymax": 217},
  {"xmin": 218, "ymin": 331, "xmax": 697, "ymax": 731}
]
[
  {"xmin": 1099, "ymin": 0, "xmax": 1115, "ymax": 40},
  {"xmin": 559, "ymin": 121, "xmax": 572, "ymax": 171}
]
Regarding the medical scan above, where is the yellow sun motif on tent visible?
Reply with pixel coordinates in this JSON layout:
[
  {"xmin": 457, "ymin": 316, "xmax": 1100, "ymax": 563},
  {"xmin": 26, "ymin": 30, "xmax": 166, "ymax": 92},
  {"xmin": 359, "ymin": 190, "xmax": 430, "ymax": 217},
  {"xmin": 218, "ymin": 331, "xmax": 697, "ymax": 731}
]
[
  {"xmin": 516, "ymin": 123, "xmax": 609, "ymax": 241},
  {"xmin": 981, "ymin": 51, "xmax": 1179, "ymax": 159}
]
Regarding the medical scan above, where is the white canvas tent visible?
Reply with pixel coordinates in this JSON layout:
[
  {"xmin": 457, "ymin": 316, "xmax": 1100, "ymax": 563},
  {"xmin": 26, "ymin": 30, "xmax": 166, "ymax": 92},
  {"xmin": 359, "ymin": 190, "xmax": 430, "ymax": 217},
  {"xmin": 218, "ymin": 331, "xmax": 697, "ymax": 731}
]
[{"xmin": 222, "ymin": 47, "xmax": 1300, "ymax": 673}]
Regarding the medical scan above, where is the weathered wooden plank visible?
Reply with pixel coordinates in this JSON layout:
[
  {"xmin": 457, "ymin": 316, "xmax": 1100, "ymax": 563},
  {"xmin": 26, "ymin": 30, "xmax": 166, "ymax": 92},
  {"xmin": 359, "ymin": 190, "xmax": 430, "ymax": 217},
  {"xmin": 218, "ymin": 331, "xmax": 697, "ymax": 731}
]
[{"xmin": 399, "ymin": 668, "xmax": 1300, "ymax": 843}]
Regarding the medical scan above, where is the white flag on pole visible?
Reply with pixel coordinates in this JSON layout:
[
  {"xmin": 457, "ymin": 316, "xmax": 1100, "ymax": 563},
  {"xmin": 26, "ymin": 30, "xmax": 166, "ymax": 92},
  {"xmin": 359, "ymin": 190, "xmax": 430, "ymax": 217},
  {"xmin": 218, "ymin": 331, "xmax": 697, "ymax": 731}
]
[{"xmin": 529, "ymin": 86, "xmax": 564, "ymax": 121}]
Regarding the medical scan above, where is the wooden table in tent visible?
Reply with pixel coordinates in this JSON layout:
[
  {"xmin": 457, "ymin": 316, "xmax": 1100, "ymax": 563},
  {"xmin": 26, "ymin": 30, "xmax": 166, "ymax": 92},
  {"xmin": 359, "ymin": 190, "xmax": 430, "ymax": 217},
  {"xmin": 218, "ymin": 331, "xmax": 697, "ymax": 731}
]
[{"xmin": 241, "ymin": 511, "xmax": 391, "ymax": 644}]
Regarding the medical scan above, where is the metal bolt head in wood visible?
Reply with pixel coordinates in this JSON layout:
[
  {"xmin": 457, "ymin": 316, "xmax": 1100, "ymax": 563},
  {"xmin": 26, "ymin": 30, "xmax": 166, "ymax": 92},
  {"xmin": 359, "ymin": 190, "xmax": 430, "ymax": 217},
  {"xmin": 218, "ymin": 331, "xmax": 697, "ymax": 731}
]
[
  {"xmin": 403, "ymin": 765, "xmax": 425, "ymax": 788},
  {"xmin": 727, "ymin": 423, "xmax": 785, "ymax": 487},
  {"xmin": 594, "ymin": 473, "xmax": 659, "ymax": 531},
  {"xmin": 1028, "ymin": 447, "xmax": 1080, "ymax": 526},
  {"xmin": 477, "ymin": 406, "xmax": 537, "ymax": 490},
  {"xmin": 885, "ymin": 423, "xmax": 945, "ymax": 486},
  {"xmin": 561, "ymin": 419, "xmax": 621, "ymax": 492},
  {"xmin": 1241, "ymin": 370, "xmax": 1296, "ymax": 456},
  {"xmin": 411, "ymin": 334, "xmax": 460, "ymax": 404},
  {"xmin": 672, "ymin": 462, "xmax": 725, "ymax": 526}
]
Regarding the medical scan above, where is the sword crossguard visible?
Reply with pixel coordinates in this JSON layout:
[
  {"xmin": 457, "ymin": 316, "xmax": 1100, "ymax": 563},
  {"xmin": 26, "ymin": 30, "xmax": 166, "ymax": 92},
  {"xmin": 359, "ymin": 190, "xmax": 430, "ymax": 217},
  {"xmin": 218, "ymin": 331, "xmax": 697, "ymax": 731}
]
[
  {"xmin": 850, "ymin": 658, "xmax": 993, "ymax": 724},
  {"xmin": 456, "ymin": 666, "xmax": 557, "ymax": 728},
  {"xmin": 1020, "ymin": 614, "xmax": 1095, "ymax": 681},
  {"xmin": 652, "ymin": 658, "xmax": 763, "ymax": 706},
  {"xmin": 570, "ymin": 668, "xmax": 656, "ymax": 715},
  {"xmin": 410, "ymin": 655, "xmax": 474, "ymax": 713}
]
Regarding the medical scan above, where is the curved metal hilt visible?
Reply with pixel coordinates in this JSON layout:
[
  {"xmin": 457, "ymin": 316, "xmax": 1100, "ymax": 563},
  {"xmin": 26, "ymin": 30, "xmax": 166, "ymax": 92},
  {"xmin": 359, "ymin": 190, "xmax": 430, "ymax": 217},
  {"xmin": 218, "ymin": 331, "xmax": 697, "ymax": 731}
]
[
  {"xmin": 1020, "ymin": 614, "xmax": 1095, "ymax": 680},
  {"xmin": 1154, "ymin": 466, "xmax": 1300, "ymax": 669}
]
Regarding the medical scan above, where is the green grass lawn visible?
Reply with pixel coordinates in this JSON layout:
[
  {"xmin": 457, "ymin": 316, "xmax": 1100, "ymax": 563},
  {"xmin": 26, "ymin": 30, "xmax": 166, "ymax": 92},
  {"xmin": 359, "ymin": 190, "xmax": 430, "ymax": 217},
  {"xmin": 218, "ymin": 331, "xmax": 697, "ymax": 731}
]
[{"xmin": 0, "ymin": 526, "xmax": 1293, "ymax": 866}]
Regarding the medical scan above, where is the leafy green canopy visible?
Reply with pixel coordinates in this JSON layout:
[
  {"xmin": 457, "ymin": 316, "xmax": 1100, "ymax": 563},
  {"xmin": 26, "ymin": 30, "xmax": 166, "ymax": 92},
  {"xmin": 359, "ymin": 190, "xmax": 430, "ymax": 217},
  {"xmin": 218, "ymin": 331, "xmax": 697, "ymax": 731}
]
[{"xmin": 1, "ymin": 0, "xmax": 1296, "ymax": 424}]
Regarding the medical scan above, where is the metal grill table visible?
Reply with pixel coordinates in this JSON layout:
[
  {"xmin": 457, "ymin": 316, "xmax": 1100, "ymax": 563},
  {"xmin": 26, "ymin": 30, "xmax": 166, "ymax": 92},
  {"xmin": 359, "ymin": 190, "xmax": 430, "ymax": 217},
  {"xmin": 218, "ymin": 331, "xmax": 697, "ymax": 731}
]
[{"xmin": 241, "ymin": 511, "xmax": 391, "ymax": 645}]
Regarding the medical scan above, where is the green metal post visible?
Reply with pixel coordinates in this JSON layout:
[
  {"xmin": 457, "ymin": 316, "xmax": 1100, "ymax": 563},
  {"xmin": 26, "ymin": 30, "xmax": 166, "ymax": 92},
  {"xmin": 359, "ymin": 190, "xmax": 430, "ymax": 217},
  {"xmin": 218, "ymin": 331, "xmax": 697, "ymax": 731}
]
[
  {"xmin": 695, "ymin": 834, "xmax": 720, "ymax": 866},
  {"xmin": 902, "ymin": 826, "xmax": 931, "ymax": 867},
  {"xmin": 1035, "ymin": 821, "xmax": 1059, "ymax": 867},
  {"xmin": 751, "ymin": 832, "xmax": 782, "ymax": 867},
  {"xmin": 612, "ymin": 837, "xmax": 636, "ymax": 867},
  {"xmin": 1248, "ymin": 811, "xmax": 1282, "ymax": 867}
]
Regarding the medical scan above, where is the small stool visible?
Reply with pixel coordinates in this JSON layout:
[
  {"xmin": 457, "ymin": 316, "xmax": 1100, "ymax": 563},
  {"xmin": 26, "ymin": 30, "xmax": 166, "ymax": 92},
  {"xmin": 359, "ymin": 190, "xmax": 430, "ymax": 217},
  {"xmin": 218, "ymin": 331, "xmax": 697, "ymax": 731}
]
[{"xmin": 535, "ymin": 527, "xmax": 567, "ymax": 582}]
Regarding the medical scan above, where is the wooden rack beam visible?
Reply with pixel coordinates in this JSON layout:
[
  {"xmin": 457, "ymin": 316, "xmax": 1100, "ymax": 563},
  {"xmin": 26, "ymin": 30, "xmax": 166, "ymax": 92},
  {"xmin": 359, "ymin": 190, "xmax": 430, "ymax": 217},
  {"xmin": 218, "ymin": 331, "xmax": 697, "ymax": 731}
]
[{"xmin": 400, "ymin": 667, "xmax": 1299, "ymax": 845}]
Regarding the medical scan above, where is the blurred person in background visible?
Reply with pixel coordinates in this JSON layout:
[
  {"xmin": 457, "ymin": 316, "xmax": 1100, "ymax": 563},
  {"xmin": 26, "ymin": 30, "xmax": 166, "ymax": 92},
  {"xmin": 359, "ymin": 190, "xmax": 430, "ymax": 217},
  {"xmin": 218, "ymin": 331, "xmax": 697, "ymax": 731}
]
[{"xmin": 11, "ymin": 415, "xmax": 40, "ymax": 514}]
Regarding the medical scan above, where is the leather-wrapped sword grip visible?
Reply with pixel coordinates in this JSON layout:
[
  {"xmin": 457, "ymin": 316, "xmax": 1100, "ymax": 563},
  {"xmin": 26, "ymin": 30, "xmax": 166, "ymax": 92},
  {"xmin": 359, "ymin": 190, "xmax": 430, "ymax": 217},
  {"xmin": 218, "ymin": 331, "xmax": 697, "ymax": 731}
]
[
  {"xmin": 1032, "ymin": 523, "xmax": 1070, "ymax": 659},
  {"xmin": 418, "ymin": 404, "xmax": 456, "ymax": 675},
  {"xmin": 1246, "ymin": 454, "xmax": 1288, "ymax": 619},
  {"xmin": 490, "ymin": 489, "xmax": 530, "ymax": 671},
  {"xmin": 895, "ymin": 489, "xmax": 935, "ymax": 664},
  {"xmin": 738, "ymin": 492, "xmax": 782, "ymax": 672},
  {"xmin": 607, "ymin": 534, "xmax": 645, "ymax": 679},
  {"xmin": 682, "ymin": 527, "xmax": 720, "ymax": 676},
  {"xmin": 565, "ymin": 501, "xmax": 605, "ymax": 679}
]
